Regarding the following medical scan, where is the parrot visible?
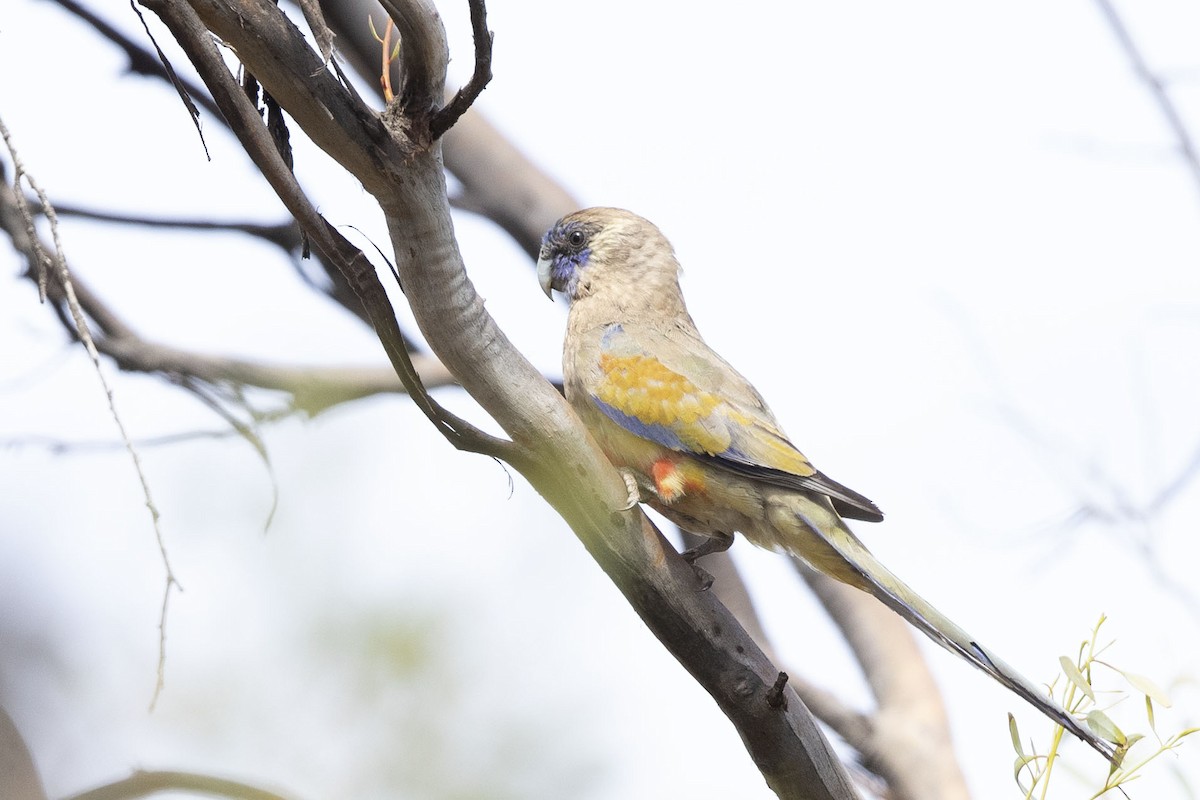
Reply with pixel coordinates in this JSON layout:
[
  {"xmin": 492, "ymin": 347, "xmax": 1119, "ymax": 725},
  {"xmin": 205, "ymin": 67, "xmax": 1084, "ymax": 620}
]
[{"xmin": 536, "ymin": 206, "xmax": 1118, "ymax": 764}]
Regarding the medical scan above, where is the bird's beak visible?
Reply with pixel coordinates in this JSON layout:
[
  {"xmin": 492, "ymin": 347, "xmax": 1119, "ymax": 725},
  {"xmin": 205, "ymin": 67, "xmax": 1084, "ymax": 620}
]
[{"xmin": 536, "ymin": 256, "xmax": 554, "ymax": 299}]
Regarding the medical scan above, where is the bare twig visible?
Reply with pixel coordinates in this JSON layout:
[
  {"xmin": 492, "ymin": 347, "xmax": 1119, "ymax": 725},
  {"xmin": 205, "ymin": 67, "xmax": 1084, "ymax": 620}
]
[
  {"xmin": 1147, "ymin": 436, "xmax": 1200, "ymax": 517},
  {"xmin": 1094, "ymin": 0, "xmax": 1200, "ymax": 198},
  {"xmin": 0, "ymin": 113, "xmax": 180, "ymax": 710},
  {"xmin": 369, "ymin": 15, "xmax": 399, "ymax": 102},
  {"xmin": 1, "ymin": 427, "xmax": 277, "ymax": 454},
  {"xmin": 376, "ymin": 0, "xmax": 446, "ymax": 126},
  {"xmin": 47, "ymin": 202, "xmax": 303, "ymax": 250},
  {"xmin": 1, "ymin": 187, "xmax": 455, "ymax": 411},
  {"xmin": 429, "ymin": 0, "xmax": 493, "ymax": 140},
  {"xmin": 128, "ymin": 0, "xmax": 210, "ymax": 159},
  {"xmin": 50, "ymin": 0, "xmax": 224, "ymax": 120}
]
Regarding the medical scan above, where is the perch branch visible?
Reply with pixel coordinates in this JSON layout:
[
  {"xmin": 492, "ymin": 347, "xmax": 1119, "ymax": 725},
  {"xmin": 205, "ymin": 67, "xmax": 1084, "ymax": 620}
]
[{"xmin": 148, "ymin": 1, "xmax": 861, "ymax": 795}]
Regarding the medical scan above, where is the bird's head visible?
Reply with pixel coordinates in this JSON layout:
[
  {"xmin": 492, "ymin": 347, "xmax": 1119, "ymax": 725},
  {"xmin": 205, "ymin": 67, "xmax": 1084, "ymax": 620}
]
[{"xmin": 537, "ymin": 207, "xmax": 683, "ymax": 306}]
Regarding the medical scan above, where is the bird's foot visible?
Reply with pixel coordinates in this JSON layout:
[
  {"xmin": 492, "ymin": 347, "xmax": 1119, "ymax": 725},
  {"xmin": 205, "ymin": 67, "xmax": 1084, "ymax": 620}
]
[
  {"xmin": 618, "ymin": 470, "xmax": 643, "ymax": 511},
  {"xmin": 679, "ymin": 531, "xmax": 735, "ymax": 563},
  {"xmin": 679, "ymin": 532, "xmax": 734, "ymax": 591}
]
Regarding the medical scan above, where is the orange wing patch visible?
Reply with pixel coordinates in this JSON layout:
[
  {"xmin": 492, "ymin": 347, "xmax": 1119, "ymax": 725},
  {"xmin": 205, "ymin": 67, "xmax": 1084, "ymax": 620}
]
[{"xmin": 597, "ymin": 354, "xmax": 735, "ymax": 454}]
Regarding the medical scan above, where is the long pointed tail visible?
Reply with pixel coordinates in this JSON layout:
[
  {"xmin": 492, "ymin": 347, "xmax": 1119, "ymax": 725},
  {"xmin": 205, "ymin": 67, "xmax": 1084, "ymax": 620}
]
[{"xmin": 767, "ymin": 494, "xmax": 1118, "ymax": 764}]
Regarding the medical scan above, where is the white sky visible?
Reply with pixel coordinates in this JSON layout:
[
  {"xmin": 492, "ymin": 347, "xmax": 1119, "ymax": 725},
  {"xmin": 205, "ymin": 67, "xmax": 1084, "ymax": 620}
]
[{"xmin": 2, "ymin": 1, "xmax": 1199, "ymax": 799}]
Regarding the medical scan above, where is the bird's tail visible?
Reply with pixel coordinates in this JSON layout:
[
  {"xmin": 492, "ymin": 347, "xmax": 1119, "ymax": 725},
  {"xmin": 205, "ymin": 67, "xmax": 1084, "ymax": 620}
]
[{"xmin": 765, "ymin": 493, "xmax": 1119, "ymax": 765}]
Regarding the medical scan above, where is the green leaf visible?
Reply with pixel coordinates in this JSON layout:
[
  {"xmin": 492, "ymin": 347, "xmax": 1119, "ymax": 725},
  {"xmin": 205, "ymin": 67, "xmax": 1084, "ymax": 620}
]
[
  {"xmin": 1060, "ymin": 655, "xmax": 1096, "ymax": 702},
  {"xmin": 1169, "ymin": 726, "xmax": 1200, "ymax": 744},
  {"xmin": 1012, "ymin": 753, "xmax": 1041, "ymax": 793},
  {"xmin": 1009, "ymin": 713, "xmax": 1026, "ymax": 759},
  {"xmin": 1120, "ymin": 669, "xmax": 1172, "ymax": 707},
  {"xmin": 1087, "ymin": 709, "xmax": 1126, "ymax": 746},
  {"xmin": 1145, "ymin": 695, "xmax": 1157, "ymax": 736}
]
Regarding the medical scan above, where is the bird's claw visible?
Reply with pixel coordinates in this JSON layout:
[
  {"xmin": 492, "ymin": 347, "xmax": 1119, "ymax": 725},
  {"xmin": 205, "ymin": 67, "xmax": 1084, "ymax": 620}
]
[
  {"xmin": 679, "ymin": 532, "xmax": 734, "ymax": 591},
  {"xmin": 619, "ymin": 470, "xmax": 642, "ymax": 511},
  {"xmin": 691, "ymin": 564, "xmax": 715, "ymax": 591}
]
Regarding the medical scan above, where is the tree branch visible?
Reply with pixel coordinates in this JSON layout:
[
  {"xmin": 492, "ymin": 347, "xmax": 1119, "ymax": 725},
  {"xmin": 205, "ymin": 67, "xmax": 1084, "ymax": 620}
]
[
  {"xmin": 64, "ymin": 770, "xmax": 294, "ymax": 800},
  {"xmin": 47, "ymin": 202, "xmax": 302, "ymax": 251},
  {"xmin": 378, "ymin": 0, "xmax": 447, "ymax": 129},
  {"xmin": 428, "ymin": 0, "xmax": 493, "ymax": 140},
  {"xmin": 316, "ymin": 0, "xmax": 582, "ymax": 254},
  {"xmin": 142, "ymin": 0, "xmax": 509, "ymax": 458},
  {"xmin": 0, "ymin": 178, "xmax": 454, "ymax": 414},
  {"xmin": 50, "ymin": 0, "xmax": 223, "ymax": 121},
  {"xmin": 146, "ymin": 1, "xmax": 862, "ymax": 795},
  {"xmin": 1094, "ymin": 0, "xmax": 1200, "ymax": 199},
  {"xmin": 681, "ymin": 536, "xmax": 876, "ymax": 752}
]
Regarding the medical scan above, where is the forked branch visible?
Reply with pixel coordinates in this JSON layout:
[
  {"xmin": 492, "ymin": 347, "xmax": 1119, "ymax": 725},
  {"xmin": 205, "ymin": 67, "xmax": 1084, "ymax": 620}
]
[{"xmin": 429, "ymin": 0, "xmax": 493, "ymax": 140}]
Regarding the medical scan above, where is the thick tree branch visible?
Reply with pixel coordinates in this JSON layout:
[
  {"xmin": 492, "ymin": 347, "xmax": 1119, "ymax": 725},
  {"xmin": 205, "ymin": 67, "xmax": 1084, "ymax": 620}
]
[
  {"xmin": 146, "ymin": 1, "xmax": 863, "ymax": 796},
  {"xmin": 682, "ymin": 535, "xmax": 875, "ymax": 751}
]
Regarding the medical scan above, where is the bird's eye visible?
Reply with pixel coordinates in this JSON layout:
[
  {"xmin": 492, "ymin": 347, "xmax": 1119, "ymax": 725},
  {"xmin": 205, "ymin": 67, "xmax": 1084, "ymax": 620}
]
[{"xmin": 567, "ymin": 230, "xmax": 586, "ymax": 248}]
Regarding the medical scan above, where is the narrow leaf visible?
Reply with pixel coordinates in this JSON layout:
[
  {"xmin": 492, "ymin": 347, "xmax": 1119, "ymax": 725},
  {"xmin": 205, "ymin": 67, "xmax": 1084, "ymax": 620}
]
[
  {"xmin": 1009, "ymin": 713, "xmax": 1027, "ymax": 758},
  {"xmin": 1086, "ymin": 709, "xmax": 1126, "ymax": 745},
  {"xmin": 1120, "ymin": 669, "xmax": 1172, "ymax": 707},
  {"xmin": 1060, "ymin": 655, "xmax": 1096, "ymax": 702}
]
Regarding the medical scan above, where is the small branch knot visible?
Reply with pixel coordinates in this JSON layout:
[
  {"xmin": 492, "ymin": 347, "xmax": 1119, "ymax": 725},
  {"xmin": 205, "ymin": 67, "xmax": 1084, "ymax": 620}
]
[{"xmin": 766, "ymin": 671, "xmax": 789, "ymax": 710}]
